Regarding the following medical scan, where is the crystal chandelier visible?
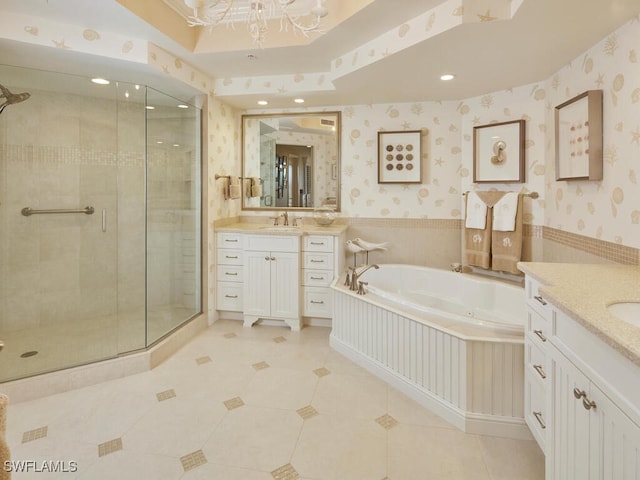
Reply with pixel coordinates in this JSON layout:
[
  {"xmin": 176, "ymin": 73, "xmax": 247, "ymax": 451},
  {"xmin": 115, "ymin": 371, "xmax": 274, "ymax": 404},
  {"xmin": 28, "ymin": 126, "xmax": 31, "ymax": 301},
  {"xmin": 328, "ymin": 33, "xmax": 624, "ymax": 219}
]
[{"xmin": 183, "ymin": 0, "xmax": 329, "ymax": 47}]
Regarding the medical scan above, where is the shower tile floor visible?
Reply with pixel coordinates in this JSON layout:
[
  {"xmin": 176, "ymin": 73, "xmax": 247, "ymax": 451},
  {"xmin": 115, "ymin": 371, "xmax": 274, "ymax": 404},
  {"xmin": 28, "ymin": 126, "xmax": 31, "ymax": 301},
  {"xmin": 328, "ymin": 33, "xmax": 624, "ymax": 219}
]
[{"xmin": 4, "ymin": 319, "xmax": 544, "ymax": 479}]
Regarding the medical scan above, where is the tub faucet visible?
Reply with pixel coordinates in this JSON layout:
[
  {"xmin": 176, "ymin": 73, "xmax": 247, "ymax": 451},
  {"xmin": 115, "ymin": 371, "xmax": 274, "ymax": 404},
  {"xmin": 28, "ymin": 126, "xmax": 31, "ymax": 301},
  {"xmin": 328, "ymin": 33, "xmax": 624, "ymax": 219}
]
[
  {"xmin": 281, "ymin": 211, "xmax": 289, "ymax": 226},
  {"xmin": 349, "ymin": 264, "xmax": 379, "ymax": 291}
]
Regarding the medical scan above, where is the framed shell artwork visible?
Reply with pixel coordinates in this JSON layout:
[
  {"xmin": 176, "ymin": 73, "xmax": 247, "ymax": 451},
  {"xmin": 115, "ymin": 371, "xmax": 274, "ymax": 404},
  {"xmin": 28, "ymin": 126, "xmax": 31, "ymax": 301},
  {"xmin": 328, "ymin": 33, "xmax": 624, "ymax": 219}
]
[
  {"xmin": 472, "ymin": 120, "xmax": 525, "ymax": 183},
  {"xmin": 377, "ymin": 130, "xmax": 422, "ymax": 183}
]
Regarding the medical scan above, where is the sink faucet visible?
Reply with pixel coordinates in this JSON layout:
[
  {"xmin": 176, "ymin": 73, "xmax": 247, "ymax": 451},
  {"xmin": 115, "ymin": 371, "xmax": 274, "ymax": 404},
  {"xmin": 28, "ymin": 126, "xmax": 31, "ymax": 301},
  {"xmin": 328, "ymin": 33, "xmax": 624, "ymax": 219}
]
[
  {"xmin": 281, "ymin": 211, "xmax": 289, "ymax": 226},
  {"xmin": 348, "ymin": 264, "xmax": 379, "ymax": 291}
]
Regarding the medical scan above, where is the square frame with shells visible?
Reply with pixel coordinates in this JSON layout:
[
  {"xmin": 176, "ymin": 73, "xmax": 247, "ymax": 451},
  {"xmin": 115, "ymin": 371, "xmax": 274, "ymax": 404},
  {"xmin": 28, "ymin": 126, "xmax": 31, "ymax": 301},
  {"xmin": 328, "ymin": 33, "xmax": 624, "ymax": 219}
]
[
  {"xmin": 554, "ymin": 89, "xmax": 603, "ymax": 181},
  {"xmin": 377, "ymin": 130, "xmax": 423, "ymax": 184},
  {"xmin": 472, "ymin": 120, "xmax": 525, "ymax": 183}
]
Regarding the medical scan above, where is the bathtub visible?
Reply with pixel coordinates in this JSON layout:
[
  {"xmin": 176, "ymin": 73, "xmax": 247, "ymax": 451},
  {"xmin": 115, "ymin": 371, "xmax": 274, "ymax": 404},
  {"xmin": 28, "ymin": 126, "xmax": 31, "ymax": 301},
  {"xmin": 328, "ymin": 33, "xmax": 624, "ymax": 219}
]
[{"xmin": 330, "ymin": 264, "xmax": 528, "ymax": 439}]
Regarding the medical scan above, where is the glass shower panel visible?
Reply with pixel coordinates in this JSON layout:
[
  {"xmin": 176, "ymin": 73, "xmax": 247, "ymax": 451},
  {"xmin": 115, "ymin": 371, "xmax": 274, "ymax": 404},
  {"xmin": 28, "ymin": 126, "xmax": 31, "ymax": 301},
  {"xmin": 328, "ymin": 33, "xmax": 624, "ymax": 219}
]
[
  {"xmin": 0, "ymin": 66, "xmax": 121, "ymax": 381},
  {"xmin": 145, "ymin": 88, "xmax": 201, "ymax": 344}
]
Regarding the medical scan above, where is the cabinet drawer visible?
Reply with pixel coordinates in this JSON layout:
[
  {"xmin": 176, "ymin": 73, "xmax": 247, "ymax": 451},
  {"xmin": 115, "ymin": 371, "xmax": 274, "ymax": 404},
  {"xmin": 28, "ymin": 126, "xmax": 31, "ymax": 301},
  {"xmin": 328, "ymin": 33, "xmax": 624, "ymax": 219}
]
[
  {"xmin": 303, "ymin": 269, "xmax": 333, "ymax": 287},
  {"xmin": 525, "ymin": 377, "xmax": 547, "ymax": 450},
  {"xmin": 217, "ymin": 249, "xmax": 244, "ymax": 265},
  {"xmin": 303, "ymin": 252, "xmax": 334, "ymax": 270},
  {"xmin": 217, "ymin": 265, "xmax": 243, "ymax": 283},
  {"xmin": 526, "ymin": 339, "xmax": 549, "ymax": 387},
  {"xmin": 245, "ymin": 234, "xmax": 299, "ymax": 252},
  {"xmin": 304, "ymin": 235, "xmax": 334, "ymax": 252},
  {"xmin": 303, "ymin": 287, "xmax": 333, "ymax": 318},
  {"xmin": 525, "ymin": 277, "xmax": 552, "ymax": 319},
  {"xmin": 217, "ymin": 232, "xmax": 243, "ymax": 249},
  {"xmin": 527, "ymin": 308, "xmax": 549, "ymax": 350},
  {"xmin": 217, "ymin": 283, "xmax": 243, "ymax": 311}
]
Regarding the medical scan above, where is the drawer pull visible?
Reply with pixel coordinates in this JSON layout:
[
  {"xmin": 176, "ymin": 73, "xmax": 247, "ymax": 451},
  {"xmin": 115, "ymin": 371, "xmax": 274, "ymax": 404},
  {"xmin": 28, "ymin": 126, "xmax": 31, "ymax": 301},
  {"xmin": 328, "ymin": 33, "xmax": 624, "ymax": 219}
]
[
  {"xmin": 534, "ymin": 295, "xmax": 547, "ymax": 306},
  {"xmin": 265, "ymin": 256, "xmax": 270, "ymax": 261},
  {"xmin": 225, "ymin": 294, "xmax": 238, "ymax": 299},
  {"xmin": 310, "ymin": 241, "xmax": 325, "ymax": 245},
  {"xmin": 533, "ymin": 364, "xmax": 547, "ymax": 379},
  {"xmin": 225, "ymin": 255, "xmax": 239, "ymax": 259},
  {"xmin": 225, "ymin": 239, "xmax": 238, "ymax": 243},
  {"xmin": 225, "ymin": 272, "xmax": 238, "ymax": 276},
  {"xmin": 533, "ymin": 329, "xmax": 547, "ymax": 342},
  {"xmin": 310, "ymin": 259, "xmax": 325, "ymax": 263},
  {"xmin": 573, "ymin": 387, "xmax": 586, "ymax": 400},
  {"xmin": 532, "ymin": 411, "xmax": 546, "ymax": 429},
  {"xmin": 310, "ymin": 300, "xmax": 325, "ymax": 304},
  {"xmin": 310, "ymin": 276, "xmax": 324, "ymax": 280},
  {"xmin": 270, "ymin": 256, "xmax": 276, "ymax": 261},
  {"xmin": 583, "ymin": 397, "xmax": 597, "ymax": 411}
]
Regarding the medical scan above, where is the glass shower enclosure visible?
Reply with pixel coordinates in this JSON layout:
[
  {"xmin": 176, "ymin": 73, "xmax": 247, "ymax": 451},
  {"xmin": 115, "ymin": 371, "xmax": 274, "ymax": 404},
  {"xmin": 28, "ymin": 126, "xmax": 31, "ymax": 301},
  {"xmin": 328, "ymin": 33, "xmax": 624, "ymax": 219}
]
[{"xmin": 0, "ymin": 64, "xmax": 202, "ymax": 382}]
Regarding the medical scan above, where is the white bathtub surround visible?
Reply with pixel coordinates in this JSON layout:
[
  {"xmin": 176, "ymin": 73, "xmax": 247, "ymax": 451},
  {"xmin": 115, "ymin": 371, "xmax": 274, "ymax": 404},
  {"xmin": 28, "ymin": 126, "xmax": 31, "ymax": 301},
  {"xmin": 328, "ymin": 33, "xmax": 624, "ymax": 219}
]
[{"xmin": 330, "ymin": 264, "xmax": 529, "ymax": 439}]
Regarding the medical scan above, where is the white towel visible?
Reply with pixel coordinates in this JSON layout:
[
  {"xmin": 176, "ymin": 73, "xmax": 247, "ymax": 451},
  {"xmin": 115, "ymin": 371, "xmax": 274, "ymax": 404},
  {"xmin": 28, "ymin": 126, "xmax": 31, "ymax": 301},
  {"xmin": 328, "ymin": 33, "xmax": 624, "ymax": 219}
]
[
  {"xmin": 493, "ymin": 192, "xmax": 519, "ymax": 232},
  {"xmin": 465, "ymin": 191, "xmax": 488, "ymax": 229}
]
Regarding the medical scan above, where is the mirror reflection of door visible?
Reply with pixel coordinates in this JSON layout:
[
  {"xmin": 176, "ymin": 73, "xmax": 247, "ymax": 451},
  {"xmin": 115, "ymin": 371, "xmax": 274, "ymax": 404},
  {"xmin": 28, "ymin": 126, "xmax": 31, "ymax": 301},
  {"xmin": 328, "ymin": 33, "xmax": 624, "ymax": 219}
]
[{"xmin": 274, "ymin": 144, "xmax": 313, "ymax": 207}]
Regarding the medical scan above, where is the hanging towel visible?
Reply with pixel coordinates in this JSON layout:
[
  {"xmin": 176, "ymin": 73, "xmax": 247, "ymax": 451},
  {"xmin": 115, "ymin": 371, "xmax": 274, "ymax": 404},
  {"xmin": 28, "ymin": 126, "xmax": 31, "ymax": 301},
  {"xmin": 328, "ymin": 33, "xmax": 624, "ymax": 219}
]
[
  {"xmin": 464, "ymin": 191, "xmax": 488, "ymax": 229},
  {"xmin": 249, "ymin": 177, "xmax": 262, "ymax": 198},
  {"xmin": 493, "ymin": 192, "xmax": 519, "ymax": 232},
  {"xmin": 491, "ymin": 193, "xmax": 524, "ymax": 274},
  {"xmin": 228, "ymin": 176, "xmax": 241, "ymax": 200},
  {"xmin": 463, "ymin": 191, "xmax": 507, "ymax": 270}
]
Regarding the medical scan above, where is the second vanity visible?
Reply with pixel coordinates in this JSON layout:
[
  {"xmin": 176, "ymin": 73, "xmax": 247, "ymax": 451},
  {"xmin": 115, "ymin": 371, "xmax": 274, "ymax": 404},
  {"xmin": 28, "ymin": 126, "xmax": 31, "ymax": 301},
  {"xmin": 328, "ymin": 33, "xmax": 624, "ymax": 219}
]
[{"xmin": 216, "ymin": 221, "xmax": 348, "ymax": 330}]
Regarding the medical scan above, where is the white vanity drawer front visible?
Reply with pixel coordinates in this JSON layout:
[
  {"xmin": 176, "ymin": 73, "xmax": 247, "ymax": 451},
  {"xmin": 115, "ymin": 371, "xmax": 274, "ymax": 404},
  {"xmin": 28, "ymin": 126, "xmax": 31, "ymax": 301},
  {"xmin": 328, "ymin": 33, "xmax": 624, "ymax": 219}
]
[
  {"xmin": 244, "ymin": 234, "xmax": 299, "ymax": 252},
  {"xmin": 526, "ymin": 340, "xmax": 549, "ymax": 387},
  {"xmin": 303, "ymin": 269, "xmax": 333, "ymax": 287},
  {"xmin": 217, "ymin": 249, "xmax": 244, "ymax": 266},
  {"xmin": 304, "ymin": 235, "xmax": 334, "ymax": 252},
  {"xmin": 527, "ymin": 308, "xmax": 549, "ymax": 350},
  {"xmin": 303, "ymin": 252, "xmax": 334, "ymax": 271},
  {"xmin": 303, "ymin": 287, "xmax": 333, "ymax": 317},
  {"xmin": 216, "ymin": 283, "xmax": 243, "ymax": 311},
  {"xmin": 217, "ymin": 232, "xmax": 243, "ymax": 249},
  {"xmin": 525, "ymin": 376, "xmax": 547, "ymax": 450},
  {"xmin": 217, "ymin": 265, "xmax": 243, "ymax": 283},
  {"xmin": 526, "ymin": 277, "xmax": 552, "ymax": 319}
]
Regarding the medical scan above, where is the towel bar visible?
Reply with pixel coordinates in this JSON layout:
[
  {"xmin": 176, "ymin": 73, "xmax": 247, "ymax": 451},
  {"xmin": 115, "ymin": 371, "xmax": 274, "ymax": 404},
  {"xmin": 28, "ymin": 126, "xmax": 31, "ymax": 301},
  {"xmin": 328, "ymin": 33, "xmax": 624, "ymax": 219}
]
[{"xmin": 21, "ymin": 206, "xmax": 95, "ymax": 216}]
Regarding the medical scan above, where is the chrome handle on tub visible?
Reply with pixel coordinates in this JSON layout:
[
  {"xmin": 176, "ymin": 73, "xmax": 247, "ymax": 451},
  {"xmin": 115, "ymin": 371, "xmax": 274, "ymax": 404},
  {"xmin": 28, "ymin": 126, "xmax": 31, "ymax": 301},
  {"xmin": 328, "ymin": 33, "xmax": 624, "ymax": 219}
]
[
  {"xmin": 532, "ymin": 411, "xmax": 546, "ymax": 429},
  {"xmin": 533, "ymin": 329, "xmax": 547, "ymax": 342},
  {"xmin": 534, "ymin": 295, "xmax": 547, "ymax": 306},
  {"xmin": 533, "ymin": 364, "xmax": 547, "ymax": 379}
]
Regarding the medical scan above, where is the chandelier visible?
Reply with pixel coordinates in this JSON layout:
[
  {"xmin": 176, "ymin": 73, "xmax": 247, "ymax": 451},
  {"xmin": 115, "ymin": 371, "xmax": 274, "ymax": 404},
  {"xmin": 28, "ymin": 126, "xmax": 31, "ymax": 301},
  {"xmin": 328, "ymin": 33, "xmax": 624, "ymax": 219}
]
[{"xmin": 182, "ymin": 0, "xmax": 329, "ymax": 47}]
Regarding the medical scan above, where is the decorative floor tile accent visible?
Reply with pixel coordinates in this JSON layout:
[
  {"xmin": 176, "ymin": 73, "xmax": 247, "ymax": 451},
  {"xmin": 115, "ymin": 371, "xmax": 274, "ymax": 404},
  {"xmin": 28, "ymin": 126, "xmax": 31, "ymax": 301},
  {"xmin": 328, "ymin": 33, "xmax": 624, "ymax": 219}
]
[
  {"xmin": 252, "ymin": 361, "xmax": 270, "ymax": 370},
  {"xmin": 296, "ymin": 405, "xmax": 319, "ymax": 420},
  {"xmin": 196, "ymin": 355, "xmax": 212, "ymax": 365},
  {"xmin": 98, "ymin": 438, "xmax": 123, "ymax": 457},
  {"xmin": 271, "ymin": 463, "xmax": 299, "ymax": 480},
  {"xmin": 313, "ymin": 367, "xmax": 331, "ymax": 378},
  {"xmin": 180, "ymin": 449, "xmax": 207, "ymax": 472},
  {"xmin": 21, "ymin": 426, "xmax": 48, "ymax": 443},
  {"xmin": 156, "ymin": 389, "xmax": 176, "ymax": 402},
  {"xmin": 375, "ymin": 414, "xmax": 398, "ymax": 430},
  {"xmin": 272, "ymin": 336, "xmax": 287, "ymax": 343},
  {"xmin": 223, "ymin": 396, "xmax": 245, "ymax": 410},
  {"xmin": 224, "ymin": 332, "xmax": 237, "ymax": 339}
]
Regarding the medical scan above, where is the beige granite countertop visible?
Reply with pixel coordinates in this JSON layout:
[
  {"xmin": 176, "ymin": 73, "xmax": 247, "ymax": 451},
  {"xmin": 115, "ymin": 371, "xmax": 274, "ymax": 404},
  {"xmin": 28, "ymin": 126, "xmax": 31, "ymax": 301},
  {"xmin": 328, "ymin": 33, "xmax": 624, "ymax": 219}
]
[
  {"xmin": 215, "ymin": 221, "xmax": 348, "ymax": 236},
  {"xmin": 518, "ymin": 262, "xmax": 640, "ymax": 366}
]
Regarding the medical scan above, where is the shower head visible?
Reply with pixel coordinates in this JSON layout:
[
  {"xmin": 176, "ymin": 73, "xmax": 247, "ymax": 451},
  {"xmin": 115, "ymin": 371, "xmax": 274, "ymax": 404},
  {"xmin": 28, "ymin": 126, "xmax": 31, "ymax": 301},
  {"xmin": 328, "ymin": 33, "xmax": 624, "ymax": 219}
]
[{"xmin": 0, "ymin": 83, "xmax": 31, "ymax": 114}]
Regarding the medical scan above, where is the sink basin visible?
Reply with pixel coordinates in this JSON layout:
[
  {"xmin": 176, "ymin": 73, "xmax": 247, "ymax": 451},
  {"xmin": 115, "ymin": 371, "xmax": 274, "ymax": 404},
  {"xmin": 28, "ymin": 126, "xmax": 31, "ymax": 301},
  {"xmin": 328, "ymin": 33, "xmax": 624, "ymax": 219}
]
[
  {"xmin": 260, "ymin": 226, "xmax": 301, "ymax": 232},
  {"xmin": 607, "ymin": 302, "xmax": 640, "ymax": 327}
]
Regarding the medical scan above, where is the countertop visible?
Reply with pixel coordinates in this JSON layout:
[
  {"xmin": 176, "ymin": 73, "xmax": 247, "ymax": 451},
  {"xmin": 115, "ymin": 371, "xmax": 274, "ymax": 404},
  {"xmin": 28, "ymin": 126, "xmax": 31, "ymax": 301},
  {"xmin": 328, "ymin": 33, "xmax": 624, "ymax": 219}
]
[
  {"xmin": 215, "ymin": 221, "xmax": 348, "ymax": 236},
  {"xmin": 518, "ymin": 262, "xmax": 640, "ymax": 367}
]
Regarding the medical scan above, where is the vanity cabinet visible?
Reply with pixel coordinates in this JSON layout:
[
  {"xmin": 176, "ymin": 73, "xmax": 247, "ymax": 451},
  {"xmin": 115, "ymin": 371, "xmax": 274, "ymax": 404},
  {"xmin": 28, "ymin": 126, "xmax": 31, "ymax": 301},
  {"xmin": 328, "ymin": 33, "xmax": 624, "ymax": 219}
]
[
  {"xmin": 242, "ymin": 234, "xmax": 300, "ymax": 330},
  {"xmin": 522, "ymin": 272, "xmax": 640, "ymax": 480},
  {"xmin": 216, "ymin": 233, "xmax": 244, "ymax": 311}
]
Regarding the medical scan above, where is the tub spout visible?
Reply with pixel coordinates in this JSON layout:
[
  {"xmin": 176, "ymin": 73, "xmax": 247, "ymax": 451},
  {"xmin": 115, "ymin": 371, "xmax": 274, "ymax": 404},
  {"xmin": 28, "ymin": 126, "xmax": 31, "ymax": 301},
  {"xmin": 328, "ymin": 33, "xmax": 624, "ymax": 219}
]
[{"xmin": 349, "ymin": 264, "xmax": 379, "ymax": 291}]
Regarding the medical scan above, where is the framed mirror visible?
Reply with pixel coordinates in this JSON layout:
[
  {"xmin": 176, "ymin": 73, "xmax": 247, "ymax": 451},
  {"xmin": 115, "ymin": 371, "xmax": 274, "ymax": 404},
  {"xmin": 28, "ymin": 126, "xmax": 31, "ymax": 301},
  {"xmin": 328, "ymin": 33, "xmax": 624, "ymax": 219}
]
[{"xmin": 242, "ymin": 111, "xmax": 341, "ymax": 211}]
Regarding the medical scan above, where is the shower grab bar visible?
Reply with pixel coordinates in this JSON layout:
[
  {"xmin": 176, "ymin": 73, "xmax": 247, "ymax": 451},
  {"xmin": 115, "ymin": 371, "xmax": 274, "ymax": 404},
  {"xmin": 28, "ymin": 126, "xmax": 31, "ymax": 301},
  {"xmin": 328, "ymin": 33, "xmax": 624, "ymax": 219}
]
[{"xmin": 21, "ymin": 206, "xmax": 95, "ymax": 216}]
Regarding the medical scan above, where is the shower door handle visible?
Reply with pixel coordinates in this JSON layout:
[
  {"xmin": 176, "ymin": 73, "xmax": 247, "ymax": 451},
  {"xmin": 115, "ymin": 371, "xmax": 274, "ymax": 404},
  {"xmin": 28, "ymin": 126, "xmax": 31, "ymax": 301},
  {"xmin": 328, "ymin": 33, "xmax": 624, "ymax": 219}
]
[{"xmin": 102, "ymin": 209, "xmax": 107, "ymax": 232}]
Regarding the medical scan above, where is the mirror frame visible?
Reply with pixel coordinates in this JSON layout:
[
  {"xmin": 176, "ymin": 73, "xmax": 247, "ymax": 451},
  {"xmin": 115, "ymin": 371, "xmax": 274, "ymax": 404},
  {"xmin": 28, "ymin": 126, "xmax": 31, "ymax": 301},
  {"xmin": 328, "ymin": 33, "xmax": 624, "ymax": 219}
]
[{"xmin": 241, "ymin": 111, "xmax": 341, "ymax": 212}]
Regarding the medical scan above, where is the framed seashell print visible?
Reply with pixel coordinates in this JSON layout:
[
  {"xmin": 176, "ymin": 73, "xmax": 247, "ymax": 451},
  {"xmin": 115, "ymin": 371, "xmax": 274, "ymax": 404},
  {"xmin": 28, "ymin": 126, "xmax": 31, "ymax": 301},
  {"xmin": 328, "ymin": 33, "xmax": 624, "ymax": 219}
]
[
  {"xmin": 554, "ymin": 90, "xmax": 603, "ymax": 181},
  {"xmin": 473, "ymin": 120, "xmax": 525, "ymax": 183},
  {"xmin": 377, "ymin": 130, "xmax": 422, "ymax": 183}
]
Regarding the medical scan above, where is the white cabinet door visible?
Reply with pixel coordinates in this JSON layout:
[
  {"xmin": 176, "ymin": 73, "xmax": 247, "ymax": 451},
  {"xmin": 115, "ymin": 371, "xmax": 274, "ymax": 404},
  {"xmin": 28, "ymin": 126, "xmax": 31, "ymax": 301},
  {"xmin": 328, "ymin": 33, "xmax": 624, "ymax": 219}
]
[
  {"xmin": 271, "ymin": 251, "xmax": 299, "ymax": 319},
  {"xmin": 243, "ymin": 250, "xmax": 273, "ymax": 317}
]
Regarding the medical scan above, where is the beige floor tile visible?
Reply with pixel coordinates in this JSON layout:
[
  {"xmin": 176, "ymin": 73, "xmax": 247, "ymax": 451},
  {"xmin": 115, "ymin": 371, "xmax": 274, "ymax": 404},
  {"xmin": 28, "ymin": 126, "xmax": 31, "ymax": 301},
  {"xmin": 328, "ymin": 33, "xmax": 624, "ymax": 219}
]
[
  {"xmin": 388, "ymin": 424, "xmax": 491, "ymax": 480},
  {"xmin": 292, "ymin": 414, "xmax": 387, "ymax": 480},
  {"xmin": 312, "ymin": 371, "xmax": 388, "ymax": 420},
  {"xmin": 181, "ymin": 462, "xmax": 274, "ymax": 479},
  {"xmin": 242, "ymin": 366, "xmax": 318, "ymax": 410},
  {"xmin": 323, "ymin": 350, "xmax": 375, "ymax": 377},
  {"xmin": 202, "ymin": 405, "xmax": 303, "ymax": 472},
  {"xmin": 79, "ymin": 449, "xmax": 184, "ymax": 480},
  {"xmin": 387, "ymin": 387, "xmax": 455, "ymax": 429},
  {"xmin": 478, "ymin": 435, "xmax": 545, "ymax": 480}
]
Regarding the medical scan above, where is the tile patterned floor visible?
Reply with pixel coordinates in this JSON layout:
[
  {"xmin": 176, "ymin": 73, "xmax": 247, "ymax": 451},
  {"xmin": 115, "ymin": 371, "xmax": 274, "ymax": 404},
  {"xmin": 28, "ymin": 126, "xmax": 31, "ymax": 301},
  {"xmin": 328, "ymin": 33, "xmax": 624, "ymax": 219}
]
[{"xmin": 4, "ymin": 320, "xmax": 544, "ymax": 479}]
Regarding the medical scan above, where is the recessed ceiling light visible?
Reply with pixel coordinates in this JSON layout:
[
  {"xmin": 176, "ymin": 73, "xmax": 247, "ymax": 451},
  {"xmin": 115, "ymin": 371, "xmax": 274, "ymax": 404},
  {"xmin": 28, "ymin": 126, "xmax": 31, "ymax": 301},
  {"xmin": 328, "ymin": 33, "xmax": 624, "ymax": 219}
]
[
  {"xmin": 440, "ymin": 74, "xmax": 455, "ymax": 81},
  {"xmin": 91, "ymin": 78, "xmax": 110, "ymax": 85},
  {"xmin": 145, "ymin": 105, "xmax": 155, "ymax": 110},
  {"xmin": 156, "ymin": 141, "xmax": 163, "ymax": 144},
  {"xmin": 177, "ymin": 104, "xmax": 189, "ymax": 109},
  {"xmin": 173, "ymin": 144, "xmax": 180, "ymax": 147},
  {"xmin": 257, "ymin": 100, "xmax": 268, "ymax": 106},
  {"xmin": 294, "ymin": 98, "xmax": 305, "ymax": 104}
]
